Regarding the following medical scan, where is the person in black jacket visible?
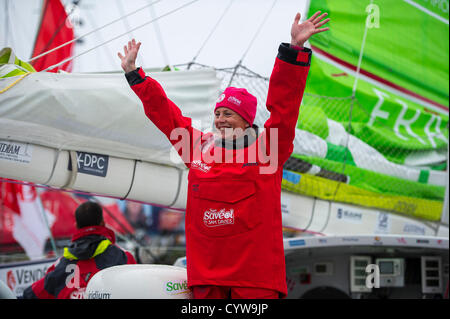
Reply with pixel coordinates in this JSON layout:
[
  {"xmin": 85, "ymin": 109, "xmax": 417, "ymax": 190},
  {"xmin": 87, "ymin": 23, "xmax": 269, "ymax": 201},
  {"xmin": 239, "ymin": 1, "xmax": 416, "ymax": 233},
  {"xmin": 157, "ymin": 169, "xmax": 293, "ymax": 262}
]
[{"xmin": 22, "ymin": 201, "xmax": 136, "ymax": 299}]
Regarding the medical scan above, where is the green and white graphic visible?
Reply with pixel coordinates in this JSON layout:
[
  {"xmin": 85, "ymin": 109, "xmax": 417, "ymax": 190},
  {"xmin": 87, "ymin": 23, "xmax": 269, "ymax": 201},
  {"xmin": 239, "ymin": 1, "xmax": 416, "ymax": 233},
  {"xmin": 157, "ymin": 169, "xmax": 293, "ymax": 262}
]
[{"xmin": 283, "ymin": 0, "xmax": 449, "ymax": 221}]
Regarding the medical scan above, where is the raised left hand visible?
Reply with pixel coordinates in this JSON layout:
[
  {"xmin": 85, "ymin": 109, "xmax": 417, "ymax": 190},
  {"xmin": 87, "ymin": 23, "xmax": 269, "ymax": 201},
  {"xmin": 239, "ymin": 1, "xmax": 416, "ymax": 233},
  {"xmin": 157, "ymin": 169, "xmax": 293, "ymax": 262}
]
[
  {"xmin": 117, "ymin": 38, "xmax": 141, "ymax": 73},
  {"xmin": 291, "ymin": 11, "xmax": 330, "ymax": 47}
]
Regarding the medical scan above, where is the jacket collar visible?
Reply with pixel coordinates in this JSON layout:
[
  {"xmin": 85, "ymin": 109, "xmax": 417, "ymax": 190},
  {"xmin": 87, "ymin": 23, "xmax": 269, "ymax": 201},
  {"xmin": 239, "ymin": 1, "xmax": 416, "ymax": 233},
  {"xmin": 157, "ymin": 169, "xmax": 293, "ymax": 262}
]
[
  {"xmin": 215, "ymin": 125, "xmax": 259, "ymax": 150},
  {"xmin": 71, "ymin": 225, "xmax": 116, "ymax": 244}
]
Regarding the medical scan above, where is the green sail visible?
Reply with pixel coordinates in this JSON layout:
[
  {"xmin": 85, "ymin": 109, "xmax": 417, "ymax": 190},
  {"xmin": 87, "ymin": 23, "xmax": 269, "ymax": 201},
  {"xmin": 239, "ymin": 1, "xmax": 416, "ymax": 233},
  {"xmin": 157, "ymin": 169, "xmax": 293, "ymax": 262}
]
[
  {"xmin": 301, "ymin": 56, "xmax": 449, "ymax": 165},
  {"xmin": 281, "ymin": 0, "xmax": 449, "ymax": 221},
  {"xmin": 308, "ymin": 0, "xmax": 449, "ymax": 109}
]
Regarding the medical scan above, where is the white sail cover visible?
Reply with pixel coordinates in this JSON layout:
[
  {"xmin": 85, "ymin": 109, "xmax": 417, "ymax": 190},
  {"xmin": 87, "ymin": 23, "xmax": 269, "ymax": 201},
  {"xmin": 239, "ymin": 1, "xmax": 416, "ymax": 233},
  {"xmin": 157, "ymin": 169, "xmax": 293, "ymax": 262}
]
[
  {"xmin": 1, "ymin": 67, "xmax": 446, "ymax": 237},
  {"xmin": 0, "ymin": 68, "xmax": 221, "ymax": 167},
  {"xmin": 1, "ymin": 67, "xmax": 446, "ymax": 186}
]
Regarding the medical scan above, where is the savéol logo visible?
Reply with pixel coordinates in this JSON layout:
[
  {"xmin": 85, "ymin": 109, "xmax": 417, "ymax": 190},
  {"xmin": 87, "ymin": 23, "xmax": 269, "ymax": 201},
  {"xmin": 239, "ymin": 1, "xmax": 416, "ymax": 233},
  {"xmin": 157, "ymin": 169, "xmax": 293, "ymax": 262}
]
[
  {"xmin": 166, "ymin": 280, "xmax": 189, "ymax": 295},
  {"xmin": 203, "ymin": 208, "xmax": 234, "ymax": 227},
  {"xmin": 191, "ymin": 160, "xmax": 211, "ymax": 173}
]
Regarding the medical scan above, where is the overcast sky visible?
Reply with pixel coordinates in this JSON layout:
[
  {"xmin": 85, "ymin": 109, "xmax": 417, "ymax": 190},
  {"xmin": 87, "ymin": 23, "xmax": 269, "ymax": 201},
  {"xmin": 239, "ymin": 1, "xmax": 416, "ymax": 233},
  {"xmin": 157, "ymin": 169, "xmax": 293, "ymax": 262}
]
[{"xmin": 1, "ymin": 0, "xmax": 310, "ymax": 77}]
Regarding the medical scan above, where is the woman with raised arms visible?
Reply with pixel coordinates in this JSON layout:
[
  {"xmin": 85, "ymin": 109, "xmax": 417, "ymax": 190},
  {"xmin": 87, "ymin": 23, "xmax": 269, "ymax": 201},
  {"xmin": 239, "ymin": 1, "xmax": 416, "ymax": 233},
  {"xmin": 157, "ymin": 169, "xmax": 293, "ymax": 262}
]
[{"xmin": 118, "ymin": 11, "xmax": 329, "ymax": 299}]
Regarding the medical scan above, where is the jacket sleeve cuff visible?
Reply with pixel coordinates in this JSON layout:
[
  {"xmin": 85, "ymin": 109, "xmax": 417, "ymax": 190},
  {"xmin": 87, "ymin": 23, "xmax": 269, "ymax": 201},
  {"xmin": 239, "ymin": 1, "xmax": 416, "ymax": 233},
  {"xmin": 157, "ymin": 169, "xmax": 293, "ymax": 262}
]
[
  {"xmin": 277, "ymin": 43, "xmax": 312, "ymax": 66},
  {"xmin": 125, "ymin": 67, "xmax": 146, "ymax": 86}
]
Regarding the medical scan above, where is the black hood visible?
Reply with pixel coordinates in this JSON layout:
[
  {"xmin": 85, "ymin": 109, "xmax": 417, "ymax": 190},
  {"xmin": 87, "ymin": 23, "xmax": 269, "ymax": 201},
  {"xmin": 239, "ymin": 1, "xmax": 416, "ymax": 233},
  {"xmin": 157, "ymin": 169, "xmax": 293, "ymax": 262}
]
[{"xmin": 66, "ymin": 234, "xmax": 107, "ymax": 260}]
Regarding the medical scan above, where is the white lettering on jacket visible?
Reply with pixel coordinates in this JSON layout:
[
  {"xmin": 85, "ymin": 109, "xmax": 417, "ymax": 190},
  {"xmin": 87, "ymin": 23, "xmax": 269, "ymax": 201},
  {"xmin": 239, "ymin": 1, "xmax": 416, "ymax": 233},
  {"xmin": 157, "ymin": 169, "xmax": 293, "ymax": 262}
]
[
  {"xmin": 227, "ymin": 96, "xmax": 241, "ymax": 106},
  {"xmin": 192, "ymin": 160, "xmax": 211, "ymax": 173}
]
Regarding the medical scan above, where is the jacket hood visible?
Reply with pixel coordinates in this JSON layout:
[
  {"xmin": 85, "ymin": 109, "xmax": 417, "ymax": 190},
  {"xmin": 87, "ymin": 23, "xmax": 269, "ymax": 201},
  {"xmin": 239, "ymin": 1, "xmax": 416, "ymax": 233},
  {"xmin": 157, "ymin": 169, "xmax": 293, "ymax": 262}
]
[
  {"xmin": 65, "ymin": 226, "xmax": 116, "ymax": 260},
  {"xmin": 71, "ymin": 225, "xmax": 116, "ymax": 243}
]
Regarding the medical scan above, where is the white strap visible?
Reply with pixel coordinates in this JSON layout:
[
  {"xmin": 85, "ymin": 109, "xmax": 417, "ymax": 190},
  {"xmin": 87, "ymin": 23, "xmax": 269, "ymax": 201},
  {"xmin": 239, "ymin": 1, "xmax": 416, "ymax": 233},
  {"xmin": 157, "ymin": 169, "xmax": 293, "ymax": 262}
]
[{"xmin": 63, "ymin": 150, "xmax": 78, "ymax": 189}]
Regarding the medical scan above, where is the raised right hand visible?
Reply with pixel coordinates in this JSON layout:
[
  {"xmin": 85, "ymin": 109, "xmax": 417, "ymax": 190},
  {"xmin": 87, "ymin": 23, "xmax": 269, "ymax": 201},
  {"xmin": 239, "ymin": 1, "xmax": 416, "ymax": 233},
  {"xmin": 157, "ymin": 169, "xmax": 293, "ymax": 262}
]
[
  {"xmin": 117, "ymin": 39, "xmax": 141, "ymax": 73},
  {"xmin": 291, "ymin": 11, "xmax": 330, "ymax": 47}
]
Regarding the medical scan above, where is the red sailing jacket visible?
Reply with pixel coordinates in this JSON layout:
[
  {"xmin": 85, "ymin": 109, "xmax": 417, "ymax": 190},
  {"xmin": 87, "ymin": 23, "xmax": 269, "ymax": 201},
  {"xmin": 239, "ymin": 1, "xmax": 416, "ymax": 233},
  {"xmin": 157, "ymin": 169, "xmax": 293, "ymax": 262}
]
[
  {"xmin": 22, "ymin": 226, "xmax": 136, "ymax": 299},
  {"xmin": 127, "ymin": 43, "xmax": 311, "ymax": 297}
]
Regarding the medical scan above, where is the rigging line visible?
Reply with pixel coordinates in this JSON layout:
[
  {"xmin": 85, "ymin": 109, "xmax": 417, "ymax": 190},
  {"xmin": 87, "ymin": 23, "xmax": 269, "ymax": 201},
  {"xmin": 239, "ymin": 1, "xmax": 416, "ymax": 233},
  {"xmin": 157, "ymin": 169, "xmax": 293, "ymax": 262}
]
[
  {"xmin": 227, "ymin": 62, "xmax": 241, "ymax": 87},
  {"xmin": 352, "ymin": 0, "xmax": 372, "ymax": 97},
  {"xmin": 84, "ymin": 5, "xmax": 118, "ymax": 70},
  {"xmin": 27, "ymin": 0, "xmax": 163, "ymax": 63},
  {"xmin": 30, "ymin": 0, "xmax": 49, "ymax": 59},
  {"xmin": 333, "ymin": 0, "xmax": 373, "ymax": 202},
  {"xmin": 188, "ymin": 0, "xmax": 236, "ymax": 68},
  {"xmin": 317, "ymin": 200, "xmax": 332, "ymax": 234},
  {"xmin": 6, "ymin": 0, "xmax": 17, "ymax": 49},
  {"xmin": 167, "ymin": 167, "xmax": 184, "ymax": 208},
  {"xmin": 0, "ymin": 73, "xmax": 32, "ymax": 94},
  {"xmin": 227, "ymin": 0, "xmax": 277, "ymax": 86},
  {"xmin": 303, "ymin": 196, "xmax": 317, "ymax": 232},
  {"xmin": 31, "ymin": 3, "xmax": 78, "ymax": 66},
  {"xmin": 148, "ymin": 3, "xmax": 172, "ymax": 70},
  {"xmin": 9, "ymin": 0, "xmax": 33, "ymax": 55},
  {"xmin": 39, "ymin": 195, "xmax": 59, "ymax": 257},
  {"xmin": 3, "ymin": 1, "xmax": 8, "ymax": 46},
  {"xmin": 240, "ymin": 0, "xmax": 278, "ymax": 63},
  {"xmin": 403, "ymin": 0, "xmax": 449, "ymax": 25},
  {"xmin": 120, "ymin": 159, "xmax": 139, "ymax": 201},
  {"xmin": 115, "ymin": 0, "xmax": 147, "ymax": 68},
  {"xmin": 43, "ymin": 0, "xmax": 202, "ymax": 72}
]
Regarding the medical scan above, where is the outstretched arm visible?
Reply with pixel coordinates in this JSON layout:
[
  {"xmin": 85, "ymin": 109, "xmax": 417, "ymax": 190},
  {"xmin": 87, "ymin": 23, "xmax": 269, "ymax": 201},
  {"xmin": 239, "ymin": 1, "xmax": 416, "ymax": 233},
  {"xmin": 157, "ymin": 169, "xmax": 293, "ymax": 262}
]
[
  {"xmin": 264, "ymin": 11, "xmax": 329, "ymax": 166},
  {"xmin": 118, "ymin": 39, "xmax": 196, "ymax": 167}
]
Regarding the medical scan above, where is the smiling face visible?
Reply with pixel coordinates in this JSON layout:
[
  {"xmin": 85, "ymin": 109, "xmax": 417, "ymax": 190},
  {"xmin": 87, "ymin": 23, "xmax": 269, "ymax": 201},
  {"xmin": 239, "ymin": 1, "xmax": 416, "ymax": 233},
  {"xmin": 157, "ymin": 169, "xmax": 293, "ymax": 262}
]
[{"xmin": 214, "ymin": 107, "xmax": 250, "ymax": 139}]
